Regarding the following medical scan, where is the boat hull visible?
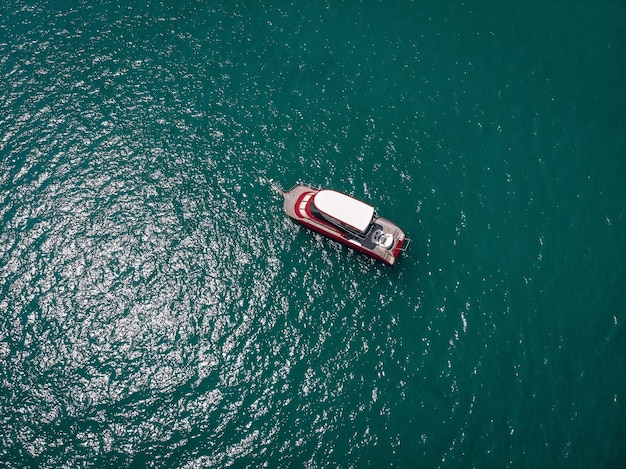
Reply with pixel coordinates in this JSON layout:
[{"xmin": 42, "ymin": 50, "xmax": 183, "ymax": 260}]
[{"xmin": 282, "ymin": 184, "xmax": 408, "ymax": 265}]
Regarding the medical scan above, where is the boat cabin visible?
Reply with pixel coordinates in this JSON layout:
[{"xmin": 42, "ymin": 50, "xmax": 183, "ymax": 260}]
[{"xmin": 311, "ymin": 190, "xmax": 375, "ymax": 235}]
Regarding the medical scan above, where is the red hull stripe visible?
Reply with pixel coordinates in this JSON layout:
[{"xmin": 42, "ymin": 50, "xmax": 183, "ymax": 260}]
[
  {"xmin": 392, "ymin": 238, "xmax": 404, "ymax": 258},
  {"xmin": 296, "ymin": 218, "xmax": 395, "ymax": 265}
]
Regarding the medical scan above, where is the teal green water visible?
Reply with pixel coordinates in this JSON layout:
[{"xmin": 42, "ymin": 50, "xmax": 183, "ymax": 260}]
[{"xmin": 1, "ymin": 1, "xmax": 625, "ymax": 467}]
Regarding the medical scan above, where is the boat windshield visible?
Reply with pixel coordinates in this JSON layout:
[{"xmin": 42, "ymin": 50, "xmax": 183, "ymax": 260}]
[{"xmin": 313, "ymin": 190, "xmax": 375, "ymax": 234}]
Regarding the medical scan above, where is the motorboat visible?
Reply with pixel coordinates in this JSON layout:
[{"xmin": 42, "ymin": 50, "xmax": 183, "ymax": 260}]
[{"xmin": 280, "ymin": 183, "xmax": 410, "ymax": 265}]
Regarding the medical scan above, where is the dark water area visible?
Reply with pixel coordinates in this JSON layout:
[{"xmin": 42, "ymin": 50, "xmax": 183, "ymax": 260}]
[{"xmin": 1, "ymin": 1, "xmax": 625, "ymax": 467}]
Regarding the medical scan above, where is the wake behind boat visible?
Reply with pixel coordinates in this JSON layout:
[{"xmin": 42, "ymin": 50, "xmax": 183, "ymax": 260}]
[{"xmin": 280, "ymin": 183, "xmax": 410, "ymax": 265}]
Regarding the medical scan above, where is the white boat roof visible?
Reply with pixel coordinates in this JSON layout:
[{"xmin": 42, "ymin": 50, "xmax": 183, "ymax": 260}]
[{"xmin": 314, "ymin": 190, "xmax": 374, "ymax": 233}]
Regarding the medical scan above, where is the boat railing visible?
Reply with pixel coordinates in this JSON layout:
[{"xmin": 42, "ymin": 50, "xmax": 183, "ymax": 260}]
[{"xmin": 399, "ymin": 238, "xmax": 411, "ymax": 252}]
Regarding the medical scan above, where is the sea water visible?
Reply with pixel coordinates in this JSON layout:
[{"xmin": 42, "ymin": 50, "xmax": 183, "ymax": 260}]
[{"xmin": 1, "ymin": 1, "xmax": 625, "ymax": 467}]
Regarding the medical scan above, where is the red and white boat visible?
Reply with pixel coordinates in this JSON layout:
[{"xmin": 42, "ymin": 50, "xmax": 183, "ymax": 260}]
[{"xmin": 280, "ymin": 183, "xmax": 410, "ymax": 265}]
